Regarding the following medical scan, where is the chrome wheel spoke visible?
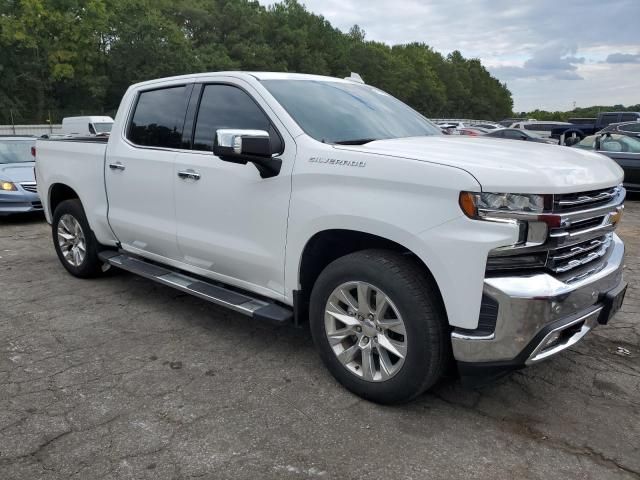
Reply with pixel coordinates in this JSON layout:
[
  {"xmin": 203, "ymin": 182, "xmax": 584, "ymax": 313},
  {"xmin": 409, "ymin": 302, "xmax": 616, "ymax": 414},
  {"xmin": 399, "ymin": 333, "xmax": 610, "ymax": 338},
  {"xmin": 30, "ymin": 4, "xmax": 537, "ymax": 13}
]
[
  {"xmin": 337, "ymin": 344, "xmax": 359, "ymax": 365},
  {"xmin": 361, "ymin": 347, "xmax": 375, "ymax": 381},
  {"xmin": 379, "ymin": 318, "xmax": 406, "ymax": 336},
  {"xmin": 356, "ymin": 283, "xmax": 372, "ymax": 315},
  {"xmin": 336, "ymin": 287, "xmax": 358, "ymax": 312},
  {"xmin": 327, "ymin": 327, "xmax": 356, "ymax": 346},
  {"xmin": 377, "ymin": 334, "xmax": 407, "ymax": 359},
  {"xmin": 377, "ymin": 348, "xmax": 394, "ymax": 380},
  {"xmin": 375, "ymin": 294, "xmax": 389, "ymax": 317},
  {"xmin": 326, "ymin": 302, "xmax": 360, "ymax": 327}
]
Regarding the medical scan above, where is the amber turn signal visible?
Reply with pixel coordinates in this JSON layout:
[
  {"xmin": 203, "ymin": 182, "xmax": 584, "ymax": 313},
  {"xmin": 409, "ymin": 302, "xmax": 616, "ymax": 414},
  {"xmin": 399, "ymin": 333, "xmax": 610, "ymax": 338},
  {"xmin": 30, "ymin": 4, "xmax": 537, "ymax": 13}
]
[{"xmin": 459, "ymin": 192, "xmax": 477, "ymax": 218}]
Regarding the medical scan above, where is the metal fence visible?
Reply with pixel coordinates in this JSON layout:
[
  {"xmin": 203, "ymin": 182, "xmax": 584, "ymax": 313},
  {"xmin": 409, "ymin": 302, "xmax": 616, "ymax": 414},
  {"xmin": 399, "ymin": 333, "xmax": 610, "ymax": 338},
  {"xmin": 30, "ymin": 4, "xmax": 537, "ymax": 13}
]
[{"xmin": 0, "ymin": 124, "xmax": 63, "ymax": 136}]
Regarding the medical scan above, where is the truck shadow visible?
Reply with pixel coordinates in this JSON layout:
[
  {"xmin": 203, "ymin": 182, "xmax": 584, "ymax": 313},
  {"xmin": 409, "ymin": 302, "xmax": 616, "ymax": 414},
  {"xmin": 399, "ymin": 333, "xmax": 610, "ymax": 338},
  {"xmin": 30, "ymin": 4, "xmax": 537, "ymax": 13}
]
[{"xmin": 0, "ymin": 211, "xmax": 46, "ymax": 225}]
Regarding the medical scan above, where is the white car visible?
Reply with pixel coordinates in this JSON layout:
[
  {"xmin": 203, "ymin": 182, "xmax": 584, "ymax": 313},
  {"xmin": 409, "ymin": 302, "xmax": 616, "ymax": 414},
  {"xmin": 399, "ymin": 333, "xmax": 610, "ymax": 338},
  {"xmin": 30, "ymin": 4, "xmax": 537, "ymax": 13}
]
[
  {"xmin": 508, "ymin": 120, "xmax": 573, "ymax": 139},
  {"xmin": 36, "ymin": 72, "xmax": 627, "ymax": 403}
]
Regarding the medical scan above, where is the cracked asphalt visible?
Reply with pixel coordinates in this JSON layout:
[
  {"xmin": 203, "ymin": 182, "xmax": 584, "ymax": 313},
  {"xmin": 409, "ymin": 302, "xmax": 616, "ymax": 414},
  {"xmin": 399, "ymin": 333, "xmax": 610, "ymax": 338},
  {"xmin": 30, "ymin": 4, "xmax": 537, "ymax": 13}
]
[{"xmin": 1, "ymin": 201, "xmax": 639, "ymax": 480}]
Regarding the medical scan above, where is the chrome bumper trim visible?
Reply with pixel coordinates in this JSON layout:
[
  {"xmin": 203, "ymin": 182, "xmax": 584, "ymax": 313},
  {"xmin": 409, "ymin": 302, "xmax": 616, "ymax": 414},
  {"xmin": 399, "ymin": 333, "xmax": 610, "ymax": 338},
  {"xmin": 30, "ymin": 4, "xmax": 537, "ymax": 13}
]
[
  {"xmin": 452, "ymin": 234, "xmax": 624, "ymax": 363},
  {"xmin": 526, "ymin": 306, "xmax": 601, "ymax": 364}
]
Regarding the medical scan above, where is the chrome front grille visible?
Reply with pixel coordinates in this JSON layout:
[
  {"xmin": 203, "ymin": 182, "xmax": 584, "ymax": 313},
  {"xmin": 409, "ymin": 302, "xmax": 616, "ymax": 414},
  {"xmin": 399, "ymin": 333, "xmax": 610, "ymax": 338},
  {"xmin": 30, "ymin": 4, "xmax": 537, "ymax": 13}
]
[
  {"xmin": 554, "ymin": 186, "xmax": 620, "ymax": 211},
  {"xmin": 547, "ymin": 234, "xmax": 612, "ymax": 273},
  {"xmin": 20, "ymin": 182, "xmax": 38, "ymax": 193},
  {"xmin": 487, "ymin": 186, "xmax": 624, "ymax": 276}
]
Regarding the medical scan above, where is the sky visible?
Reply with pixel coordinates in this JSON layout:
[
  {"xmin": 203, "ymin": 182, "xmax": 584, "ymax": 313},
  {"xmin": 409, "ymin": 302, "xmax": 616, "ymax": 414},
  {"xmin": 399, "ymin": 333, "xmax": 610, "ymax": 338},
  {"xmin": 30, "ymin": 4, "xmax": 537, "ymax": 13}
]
[{"xmin": 259, "ymin": 0, "xmax": 640, "ymax": 112}]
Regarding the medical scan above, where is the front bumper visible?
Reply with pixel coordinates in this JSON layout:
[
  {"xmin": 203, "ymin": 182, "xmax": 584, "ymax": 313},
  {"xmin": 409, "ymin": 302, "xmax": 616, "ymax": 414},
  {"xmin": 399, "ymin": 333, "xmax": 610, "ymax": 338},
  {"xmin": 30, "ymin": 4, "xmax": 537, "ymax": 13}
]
[
  {"xmin": 452, "ymin": 234, "xmax": 625, "ymax": 374},
  {"xmin": 0, "ymin": 187, "xmax": 42, "ymax": 215}
]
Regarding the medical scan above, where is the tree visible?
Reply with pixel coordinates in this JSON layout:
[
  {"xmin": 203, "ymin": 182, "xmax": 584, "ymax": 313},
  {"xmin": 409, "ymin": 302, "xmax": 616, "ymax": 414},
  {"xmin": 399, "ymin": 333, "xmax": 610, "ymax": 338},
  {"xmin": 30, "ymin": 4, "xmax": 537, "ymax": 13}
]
[{"xmin": 0, "ymin": 0, "xmax": 515, "ymax": 123}]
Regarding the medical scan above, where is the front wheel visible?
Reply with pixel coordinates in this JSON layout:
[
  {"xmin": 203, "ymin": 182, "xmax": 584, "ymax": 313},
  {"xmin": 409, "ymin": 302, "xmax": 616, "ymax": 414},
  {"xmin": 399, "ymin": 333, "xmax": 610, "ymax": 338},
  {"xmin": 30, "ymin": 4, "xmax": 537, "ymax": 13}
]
[
  {"xmin": 52, "ymin": 199, "xmax": 104, "ymax": 278},
  {"xmin": 309, "ymin": 249, "xmax": 449, "ymax": 404}
]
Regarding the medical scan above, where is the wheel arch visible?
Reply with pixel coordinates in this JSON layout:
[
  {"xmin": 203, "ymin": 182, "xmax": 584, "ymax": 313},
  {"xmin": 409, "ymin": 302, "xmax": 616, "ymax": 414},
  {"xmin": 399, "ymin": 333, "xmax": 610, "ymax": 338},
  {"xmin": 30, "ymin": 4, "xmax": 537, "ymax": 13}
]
[
  {"xmin": 294, "ymin": 228, "xmax": 446, "ymax": 325},
  {"xmin": 49, "ymin": 183, "xmax": 80, "ymax": 218}
]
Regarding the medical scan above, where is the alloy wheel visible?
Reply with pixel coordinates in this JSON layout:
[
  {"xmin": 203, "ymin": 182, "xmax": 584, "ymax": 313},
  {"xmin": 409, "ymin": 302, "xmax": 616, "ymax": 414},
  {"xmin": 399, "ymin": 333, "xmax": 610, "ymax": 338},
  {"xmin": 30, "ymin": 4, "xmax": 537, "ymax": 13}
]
[
  {"xmin": 57, "ymin": 214, "xmax": 86, "ymax": 267},
  {"xmin": 324, "ymin": 281, "xmax": 407, "ymax": 382}
]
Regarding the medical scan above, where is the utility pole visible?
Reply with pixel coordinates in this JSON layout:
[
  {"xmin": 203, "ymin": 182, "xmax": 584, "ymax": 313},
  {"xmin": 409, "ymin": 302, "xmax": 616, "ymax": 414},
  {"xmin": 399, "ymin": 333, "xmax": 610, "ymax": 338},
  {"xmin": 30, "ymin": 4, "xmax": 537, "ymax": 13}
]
[{"xmin": 10, "ymin": 109, "xmax": 16, "ymax": 134}]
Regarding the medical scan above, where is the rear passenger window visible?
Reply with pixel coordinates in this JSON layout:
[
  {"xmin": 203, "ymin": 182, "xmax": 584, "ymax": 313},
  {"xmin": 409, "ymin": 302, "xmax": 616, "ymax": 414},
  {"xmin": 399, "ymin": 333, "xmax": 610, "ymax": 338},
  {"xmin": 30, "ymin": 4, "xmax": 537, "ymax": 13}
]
[
  {"xmin": 192, "ymin": 85, "xmax": 279, "ymax": 152},
  {"xmin": 128, "ymin": 86, "xmax": 189, "ymax": 148},
  {"xmin": 621, "ymin": 113, "xmax": 639, "ymax": 122},
  {"xmin": 601, "ymin": 114, "xmax": 619, "ymax": 127}
]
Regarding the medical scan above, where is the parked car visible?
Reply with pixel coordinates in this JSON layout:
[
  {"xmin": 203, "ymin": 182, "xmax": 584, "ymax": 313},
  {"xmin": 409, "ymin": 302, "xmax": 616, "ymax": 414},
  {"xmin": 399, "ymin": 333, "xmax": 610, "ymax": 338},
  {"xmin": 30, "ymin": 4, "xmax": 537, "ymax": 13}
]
[
  {"xmin": 573, "ymin": 133, "xmax": 640, "ymax": 192},
  {"xmin": 36, "ymin": 71, "xmax": 626, "ymax": 403},
  {"xmin": 551, "ymin": 112, "xmax": 640, "ymax": 145},
  {"xmin": 508, "ymin": 121, "xmax": 573, "ymax": 139},
  {"xmin": 598, "ymin": 120, "xmax": 640, "ymax": 139},
  {"xmin": 459, "ymin": 127, "xmax": 489, "ymax": 136},
  {"xmin": 0, "ymin": 136, "xmax": 42, "ymax": 215},
  {"xmin": 471, "ymin": 123, "xmax": 500, "ymax": 130},
  {"xmin": 498, "ymin": 118, "xmax": 529, "ymax": 127},
  {"xmin": 61, "ymin": 116, "xmax": 114, "ymax": 136},
  {"xmin": 484, "ymin": 128, "xmax": 558, "ymax": 144}
]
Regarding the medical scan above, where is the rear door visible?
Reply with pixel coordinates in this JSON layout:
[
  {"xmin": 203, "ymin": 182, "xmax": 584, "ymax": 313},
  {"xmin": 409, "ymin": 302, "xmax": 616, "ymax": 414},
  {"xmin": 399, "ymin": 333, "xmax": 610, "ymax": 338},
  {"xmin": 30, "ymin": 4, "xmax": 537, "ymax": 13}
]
[
  {"xmin": 172, "ymin": 81, "xmax": 294, "ymax": 298},
  {"xmin": 106, "ymin": 83, "xmax": 193, "ymax": 260}
]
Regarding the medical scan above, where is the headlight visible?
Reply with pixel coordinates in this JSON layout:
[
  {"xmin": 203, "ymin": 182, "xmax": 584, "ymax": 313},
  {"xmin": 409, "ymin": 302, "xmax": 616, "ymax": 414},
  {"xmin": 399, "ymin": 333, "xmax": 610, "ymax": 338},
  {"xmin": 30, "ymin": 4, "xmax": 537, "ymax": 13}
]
[
  {"xmin": 459, "ymin": 192, "xmax": 549, "ymax": 219},
  {"xmin": 0, "ymin": 180, "xmax": 17, "ymax": 191}
]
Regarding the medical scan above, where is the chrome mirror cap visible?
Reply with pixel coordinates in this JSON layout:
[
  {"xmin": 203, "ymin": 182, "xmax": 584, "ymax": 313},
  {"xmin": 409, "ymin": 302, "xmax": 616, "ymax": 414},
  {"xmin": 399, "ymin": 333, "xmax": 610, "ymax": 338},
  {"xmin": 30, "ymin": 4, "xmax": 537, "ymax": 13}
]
[{"xmin": 216, "ymin": 129, "xmax": 269, "ymax": 154}]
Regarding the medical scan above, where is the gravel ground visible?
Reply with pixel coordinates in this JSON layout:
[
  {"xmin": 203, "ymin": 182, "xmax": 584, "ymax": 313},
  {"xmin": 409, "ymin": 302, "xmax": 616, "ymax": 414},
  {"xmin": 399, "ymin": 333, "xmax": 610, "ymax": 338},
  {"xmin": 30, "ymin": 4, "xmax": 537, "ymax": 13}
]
[{"xmin": 0, "ymin": 201, "xmax": 639, "ymax": 480}]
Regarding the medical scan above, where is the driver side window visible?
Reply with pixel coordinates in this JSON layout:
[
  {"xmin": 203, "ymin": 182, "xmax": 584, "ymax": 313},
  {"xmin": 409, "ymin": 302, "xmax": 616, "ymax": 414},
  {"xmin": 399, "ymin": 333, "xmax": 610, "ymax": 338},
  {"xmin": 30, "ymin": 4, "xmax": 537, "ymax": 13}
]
[{"xmin": 192, "ymin": 84, "xmax": 282, "ymax": 153}]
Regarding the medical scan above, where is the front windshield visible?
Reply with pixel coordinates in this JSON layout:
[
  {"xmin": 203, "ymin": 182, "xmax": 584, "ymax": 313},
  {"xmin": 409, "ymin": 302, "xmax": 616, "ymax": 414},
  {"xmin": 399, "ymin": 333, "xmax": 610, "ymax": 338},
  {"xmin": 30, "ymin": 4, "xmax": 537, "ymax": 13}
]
[
  {"xmin": 0, "ymin": 139, "xmax": 35, "ymax": 164},
  {"xmin": 573, "ymin": 136, "xmax": 596, "ymax": 149},
  {"xmin": 262, "ymin": 79, "xmax": 441, "ymax": 144},
  {"xmin": 93, "ymin": 122, "xmax": 113, "ymax": 133}
]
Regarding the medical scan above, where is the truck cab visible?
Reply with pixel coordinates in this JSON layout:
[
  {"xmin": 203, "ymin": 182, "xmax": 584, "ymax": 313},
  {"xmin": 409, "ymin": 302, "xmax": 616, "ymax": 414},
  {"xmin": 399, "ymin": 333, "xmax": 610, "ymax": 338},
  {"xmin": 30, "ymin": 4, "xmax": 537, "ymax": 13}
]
[{"xmin": 35, "ymin": 72, "xmax": 627, "ymax": 403}]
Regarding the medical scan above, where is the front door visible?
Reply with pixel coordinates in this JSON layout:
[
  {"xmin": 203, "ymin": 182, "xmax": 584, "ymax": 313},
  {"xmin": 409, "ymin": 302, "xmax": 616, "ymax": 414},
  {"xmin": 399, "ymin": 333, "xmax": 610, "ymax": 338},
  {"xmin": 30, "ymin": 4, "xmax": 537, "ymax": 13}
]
[{"xmin": 173, "ymin": 82, "xmax": 294, "ymax": 299}]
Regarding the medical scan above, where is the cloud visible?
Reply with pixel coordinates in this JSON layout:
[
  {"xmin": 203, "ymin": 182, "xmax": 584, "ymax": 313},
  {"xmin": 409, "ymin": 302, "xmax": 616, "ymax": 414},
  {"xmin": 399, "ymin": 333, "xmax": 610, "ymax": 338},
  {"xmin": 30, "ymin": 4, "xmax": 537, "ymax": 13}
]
[
  {"xmin": 606, "ymin": 52, "xmax": 640, "ymax": 64},
  {"xmin": 259, "ymin": 0, "xmax": 640, "ymax": 110},
  {"xmin": 490, "ymin": 45, "xmax": 586, "ymax": 80}
]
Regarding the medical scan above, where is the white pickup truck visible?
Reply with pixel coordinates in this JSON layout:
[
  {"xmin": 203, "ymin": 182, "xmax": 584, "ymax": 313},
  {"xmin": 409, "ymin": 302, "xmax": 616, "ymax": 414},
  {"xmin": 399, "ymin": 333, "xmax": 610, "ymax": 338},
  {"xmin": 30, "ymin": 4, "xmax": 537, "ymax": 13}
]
[{"xmin": 36, "ymin": 72, "xmax": 627, "ymax": 403}]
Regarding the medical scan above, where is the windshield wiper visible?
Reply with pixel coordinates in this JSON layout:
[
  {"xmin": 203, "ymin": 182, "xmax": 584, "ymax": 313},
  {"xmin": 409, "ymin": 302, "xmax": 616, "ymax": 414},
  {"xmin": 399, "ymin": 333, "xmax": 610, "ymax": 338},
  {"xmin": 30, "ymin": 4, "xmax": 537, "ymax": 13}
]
[{"xmin": 333, "ymin": 138, "xmax": 378, "ymax": 145}]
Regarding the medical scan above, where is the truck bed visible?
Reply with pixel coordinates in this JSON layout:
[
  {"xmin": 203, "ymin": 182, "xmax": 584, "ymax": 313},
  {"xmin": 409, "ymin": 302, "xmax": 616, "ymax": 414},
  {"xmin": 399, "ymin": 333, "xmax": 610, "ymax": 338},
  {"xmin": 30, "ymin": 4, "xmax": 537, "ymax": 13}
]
[{"xmin": 35, "ymin": 137, "xmax": 117, "ymax": 246}]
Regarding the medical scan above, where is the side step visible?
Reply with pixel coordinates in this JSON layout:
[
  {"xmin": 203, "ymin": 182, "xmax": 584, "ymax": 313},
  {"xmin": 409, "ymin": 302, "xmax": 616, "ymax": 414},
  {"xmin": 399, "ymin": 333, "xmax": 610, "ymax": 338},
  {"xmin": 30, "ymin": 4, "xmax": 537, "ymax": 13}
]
[{"xmin": 98, "ymin": 251, "xmax": 293, "ymax": 324}]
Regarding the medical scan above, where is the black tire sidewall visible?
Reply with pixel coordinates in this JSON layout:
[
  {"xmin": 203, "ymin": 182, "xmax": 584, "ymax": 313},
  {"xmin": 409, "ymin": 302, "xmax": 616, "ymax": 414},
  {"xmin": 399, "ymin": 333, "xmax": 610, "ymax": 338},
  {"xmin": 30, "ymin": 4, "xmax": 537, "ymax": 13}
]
[
  {"xmin": 52, "ymin": 199, "xmax": 102, "ymax": 278},
  {"xmin": 309, "ymin": 251, "xmax": 446, "ymax": 404}
]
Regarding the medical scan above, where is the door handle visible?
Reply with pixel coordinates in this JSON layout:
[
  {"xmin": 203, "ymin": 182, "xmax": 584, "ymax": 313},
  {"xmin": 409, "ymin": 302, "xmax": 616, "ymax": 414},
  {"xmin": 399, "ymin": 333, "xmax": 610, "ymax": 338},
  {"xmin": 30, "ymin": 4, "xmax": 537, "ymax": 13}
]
[
  {"xmin": 109, "ymin": 162, "xmax": 125, "ymax": 171},
  {"xmin": 178, "ymin": 170, "xmax": 201, "ymax": 180}
]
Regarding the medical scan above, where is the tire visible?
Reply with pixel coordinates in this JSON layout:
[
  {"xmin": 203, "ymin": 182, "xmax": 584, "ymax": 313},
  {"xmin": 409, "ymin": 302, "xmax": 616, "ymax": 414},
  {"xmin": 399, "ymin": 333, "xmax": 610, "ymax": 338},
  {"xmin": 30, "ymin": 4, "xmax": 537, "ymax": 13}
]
[
  {"xmin": 52, "ymin": 199, "xmax": 104, "ymax": 278},
  {"xmin": 309, "ymin": 249, "xmax": 449, "ymax": 404}
]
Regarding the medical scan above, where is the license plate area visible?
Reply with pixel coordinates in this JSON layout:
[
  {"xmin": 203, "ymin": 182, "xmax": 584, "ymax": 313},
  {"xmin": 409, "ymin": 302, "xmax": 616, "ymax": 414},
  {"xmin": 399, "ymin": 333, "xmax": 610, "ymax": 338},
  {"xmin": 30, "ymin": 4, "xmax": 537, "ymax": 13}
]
[{"xmin": 598, "ymin": 282, "xmax": 627, "ymax": 325}]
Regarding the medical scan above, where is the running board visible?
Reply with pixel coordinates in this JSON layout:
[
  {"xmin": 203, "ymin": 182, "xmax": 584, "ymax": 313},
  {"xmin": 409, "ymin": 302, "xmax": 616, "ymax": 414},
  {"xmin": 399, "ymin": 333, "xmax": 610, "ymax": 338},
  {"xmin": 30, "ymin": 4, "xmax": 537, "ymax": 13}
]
[{"xmin": 98, "ymin": 251, "xmax": 293, "ymax": 324}]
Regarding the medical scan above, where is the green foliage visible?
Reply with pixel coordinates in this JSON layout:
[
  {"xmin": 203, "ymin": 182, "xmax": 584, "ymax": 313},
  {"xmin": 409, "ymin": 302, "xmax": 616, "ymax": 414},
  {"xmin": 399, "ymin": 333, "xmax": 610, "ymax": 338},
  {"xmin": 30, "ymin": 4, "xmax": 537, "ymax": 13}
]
[
  {"xmin": 0, "ymin": 0, "xmax": 514, "ymax": 123},
  {"xmin": 517, "ymin": 105, "xmax": 640, "ymax": 122}
]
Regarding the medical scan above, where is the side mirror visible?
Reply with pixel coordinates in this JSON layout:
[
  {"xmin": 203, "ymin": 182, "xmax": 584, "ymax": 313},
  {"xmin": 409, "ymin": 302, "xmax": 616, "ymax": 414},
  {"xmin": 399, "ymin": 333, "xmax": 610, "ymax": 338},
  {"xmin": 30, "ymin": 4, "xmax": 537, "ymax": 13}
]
[{"xmin": 213, "ymin": 129, "xmax": 282, "ymax": 178}]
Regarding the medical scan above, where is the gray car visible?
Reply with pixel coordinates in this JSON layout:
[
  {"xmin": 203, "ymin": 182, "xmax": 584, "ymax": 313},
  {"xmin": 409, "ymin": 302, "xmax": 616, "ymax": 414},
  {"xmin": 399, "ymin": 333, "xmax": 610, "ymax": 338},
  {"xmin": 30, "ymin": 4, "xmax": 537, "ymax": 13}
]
[{"xmin": 0, "ymin": 136, "xmax": 42, "ymax": 215}]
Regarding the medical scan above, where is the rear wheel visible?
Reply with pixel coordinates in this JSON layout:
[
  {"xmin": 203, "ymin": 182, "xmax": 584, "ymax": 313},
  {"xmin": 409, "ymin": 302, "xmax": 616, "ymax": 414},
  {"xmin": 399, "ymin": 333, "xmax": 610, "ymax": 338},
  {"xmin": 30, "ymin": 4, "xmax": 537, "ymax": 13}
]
[
  {"xmin": 52, "ymin": 199, "xmax": 104, "ymax": 278},
  {"xmin": 309, "ymin": 249, "xmax": 449, "ymax": 404}
]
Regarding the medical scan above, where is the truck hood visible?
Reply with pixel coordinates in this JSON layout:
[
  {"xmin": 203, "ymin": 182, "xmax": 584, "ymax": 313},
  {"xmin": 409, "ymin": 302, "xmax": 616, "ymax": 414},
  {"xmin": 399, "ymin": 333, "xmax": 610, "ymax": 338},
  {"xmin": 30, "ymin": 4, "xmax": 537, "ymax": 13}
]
[
  {"xmin": 0, "ymin": 162, "xmax": 36, "ymax": 183},
  {"xmin": 337, "ymin": 136, "xmax": 624, "ymax": 193}
]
